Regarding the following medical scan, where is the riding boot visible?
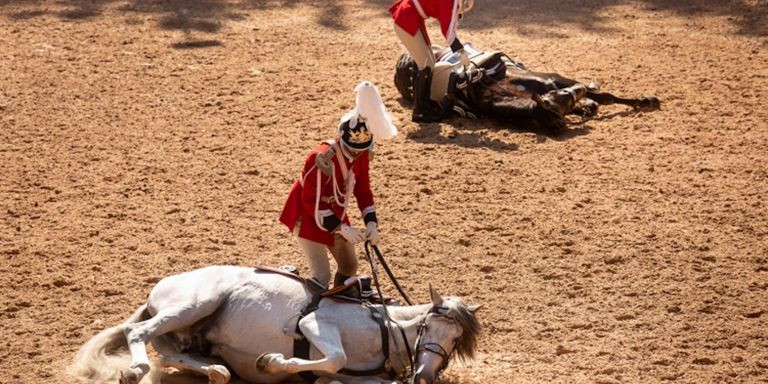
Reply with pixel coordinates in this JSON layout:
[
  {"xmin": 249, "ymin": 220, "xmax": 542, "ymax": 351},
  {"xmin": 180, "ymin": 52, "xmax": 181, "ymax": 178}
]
[
  {"xmin": 332, "ymin": 272, "xmax": 361, "ymax": 300},
  {"xmin": 412, "ymin": 67, "xmax": 445, "ymax": 123}
]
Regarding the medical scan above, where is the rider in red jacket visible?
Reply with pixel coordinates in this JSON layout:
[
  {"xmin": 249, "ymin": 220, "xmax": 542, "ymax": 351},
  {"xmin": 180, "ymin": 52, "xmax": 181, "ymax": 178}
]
[
  {"xmin": 280, "ymin": 82, "xmax": 397, "ymax": 297},
  {"xmin": 390, "ymin": 0, "xmax": 475, "ymax": 122}
]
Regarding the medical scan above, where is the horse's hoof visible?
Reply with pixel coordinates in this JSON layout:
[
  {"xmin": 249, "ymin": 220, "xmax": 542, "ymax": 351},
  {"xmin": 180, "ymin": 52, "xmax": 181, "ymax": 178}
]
[
  {"xmin": 637, "ymin": 96, "xmax": 661, "ymax": 111},
  {"xmin": 119, "ymin": 366, "xmax": 146, "ymax": 384},
  {"xmin": 587, "ymin": 81, "xmax": 601, "ymax": 91},
  {"xmin": 208, "ymin": 364, "xmax": 231, "ymax": 384},
  {"xmin": 573, "ymin": 99, "xmax": 599, "ymax": 117}
]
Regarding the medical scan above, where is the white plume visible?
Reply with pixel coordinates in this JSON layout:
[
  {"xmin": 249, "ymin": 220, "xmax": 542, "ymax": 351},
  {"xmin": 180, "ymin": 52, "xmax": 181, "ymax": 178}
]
[{"xmin": 353, "ymin": 81, "xmax": 397, "ymax": 140}]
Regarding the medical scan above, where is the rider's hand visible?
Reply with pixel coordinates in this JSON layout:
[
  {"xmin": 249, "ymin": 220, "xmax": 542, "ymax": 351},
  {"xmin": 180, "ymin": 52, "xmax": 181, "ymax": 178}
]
[
  {"xmin": 459, "ymin": 49, "xmax": 471, "ymax": 69},
  {"xmin": 338, "ymin": 224, "xmax": 365, "ymax": 244},
  {"xmin": 365, "ymin": 222, "xmax": 380, "ymax": 246}
]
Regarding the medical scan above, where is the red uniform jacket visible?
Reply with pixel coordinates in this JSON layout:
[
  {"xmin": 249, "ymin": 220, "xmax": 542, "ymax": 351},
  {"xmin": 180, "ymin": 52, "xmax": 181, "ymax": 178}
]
[
  {"xmin": 390, "ymin": 0, "xmax": 459, "ymax": 45},
  {"xmin": 280, "ymin": 140, "xmax": 377, "ymax": 247}
]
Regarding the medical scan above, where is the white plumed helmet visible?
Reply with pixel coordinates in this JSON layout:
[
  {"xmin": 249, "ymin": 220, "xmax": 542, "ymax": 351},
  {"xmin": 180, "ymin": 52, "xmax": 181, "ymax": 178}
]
[{"xmin": 340, "ymin": 81, "xmax": 398, "ymax": 142}]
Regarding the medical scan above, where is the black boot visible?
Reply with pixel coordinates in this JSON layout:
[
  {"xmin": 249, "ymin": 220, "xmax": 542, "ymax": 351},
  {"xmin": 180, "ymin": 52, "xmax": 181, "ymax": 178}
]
[
  {"xmin": 332, "ymin": 272, "xmax": 361, "ymax": 300},
  {"xmin": 412, "ymin": 67, "xmax": 445, "ymax": 123}
]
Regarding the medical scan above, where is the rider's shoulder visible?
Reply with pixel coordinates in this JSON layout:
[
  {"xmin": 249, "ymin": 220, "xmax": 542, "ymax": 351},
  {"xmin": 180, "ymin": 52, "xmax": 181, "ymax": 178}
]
[{"xmin": 312, "ymin": 141, "xmax": 336, "ymax": 175}]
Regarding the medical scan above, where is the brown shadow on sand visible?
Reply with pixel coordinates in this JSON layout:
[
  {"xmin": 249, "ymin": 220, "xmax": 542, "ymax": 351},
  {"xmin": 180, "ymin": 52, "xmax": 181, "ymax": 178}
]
[
  {"xmin": 406, "ymin": 121, "xmax": 519, "ymax": 152},
  {"xmin": 366, "ymin": 0, "xmax": 767, "ymax": 39},
  {"xmin": 2, "ymin": 0, "xmax": 765, "ymax": 39},
  {"xmin": 0, "ymin": 0, "xmax": 351, "ymax": 40}
]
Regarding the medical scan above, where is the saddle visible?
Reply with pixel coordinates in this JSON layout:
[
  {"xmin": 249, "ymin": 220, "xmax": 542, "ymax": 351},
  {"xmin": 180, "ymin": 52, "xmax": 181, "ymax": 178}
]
[
  {"xmin": 433, "ymin": 48, "xmax": 509, "ymax": 119},
  {"xmin": 253, "ymin": 266, "xmax": 394, "ymax": 304}
]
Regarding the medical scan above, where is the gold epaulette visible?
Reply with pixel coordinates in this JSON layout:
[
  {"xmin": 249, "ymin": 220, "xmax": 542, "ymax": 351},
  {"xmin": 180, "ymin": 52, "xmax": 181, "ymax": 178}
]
[{"xmin": 315, "ymin": 145, "xmax": 335, "ymax": 176}]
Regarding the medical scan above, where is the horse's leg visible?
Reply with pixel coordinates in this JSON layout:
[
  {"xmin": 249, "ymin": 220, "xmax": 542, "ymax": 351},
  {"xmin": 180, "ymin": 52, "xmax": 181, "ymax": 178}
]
[
  {"xmin": 541, "ymin": 84, "xmax": 588, "ymax": 116},
  {"xmin": 585, "ymin": 90, "xmax": 661, "ymax": 110},
  {"xmin": 257, "ymin": 318, "xmax": 347, "ymax": 375},
  {"xmin": 503, "ymin": 75, "xmax": 556, "ymax": 95},
  {"xmin": 162, "ymin": 354, "xmax": 231, "ymax": 384},
  {"xmin": 121, "ymin": 301, "xmax": 224, "ymax": 384},
  {"xmin": 518, "ymin": 69, "xmax": 661, "ymax": 111},
  {"xmin": 472, "ymin": 85, "xmax": 565, "ymax": 134},
  {"xmin": 571, "ymin": 98, "xmax": 600, "ymax": 117},
  {"xmin": 524, "ymin": 70, "xmax": 582, "ymax": 89}
]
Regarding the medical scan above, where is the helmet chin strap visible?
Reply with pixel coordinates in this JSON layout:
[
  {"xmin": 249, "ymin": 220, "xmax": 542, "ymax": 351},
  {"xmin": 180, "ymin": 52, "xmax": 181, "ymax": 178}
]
[
  {"xmin": 339, "ymin": 141, "xmax": 355, "ymax": 160},
  {"xmin": 339, "ymin": 140, "xmax": 371, "ymax": 160}
]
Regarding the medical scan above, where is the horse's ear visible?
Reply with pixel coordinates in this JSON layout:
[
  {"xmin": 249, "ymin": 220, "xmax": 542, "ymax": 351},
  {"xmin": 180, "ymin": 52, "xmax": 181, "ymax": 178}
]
[
  {"xmin": 429, "ymin": 283, "xmax": 443, "ymax": 306},
  {"xmin": 469, "ymin": 304, "xmax": 483, "ymax": 313}
]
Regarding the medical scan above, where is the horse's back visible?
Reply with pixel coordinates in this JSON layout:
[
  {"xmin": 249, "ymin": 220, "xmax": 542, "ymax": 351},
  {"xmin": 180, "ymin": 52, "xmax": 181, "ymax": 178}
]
[
  {"xmin": 146, "ymin": 266, "xmax": 253, "ymax": 311},
  {"xmin": 209, "ymin": 269, "xmax": 312, "ymax": 342}
]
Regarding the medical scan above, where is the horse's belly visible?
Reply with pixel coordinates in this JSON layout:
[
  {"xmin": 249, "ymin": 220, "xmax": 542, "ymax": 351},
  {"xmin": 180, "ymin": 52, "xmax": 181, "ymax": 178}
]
[
  {"xmin": 205, "ymin": 274, "xmax": 310, "ymax": 381},
  {"xmin": 216, "ymin": 344, "xmax": 295, "ymax": 383}
]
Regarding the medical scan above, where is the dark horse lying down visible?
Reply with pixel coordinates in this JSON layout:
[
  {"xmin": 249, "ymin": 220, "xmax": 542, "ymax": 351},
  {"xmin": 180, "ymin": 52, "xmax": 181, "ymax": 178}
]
[{"xmin": 394, "ymin": 44, "xmax": 660, "ymax": 134}]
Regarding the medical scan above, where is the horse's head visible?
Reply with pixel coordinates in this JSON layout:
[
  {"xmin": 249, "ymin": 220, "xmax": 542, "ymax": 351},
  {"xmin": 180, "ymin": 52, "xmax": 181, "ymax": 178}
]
[{"xmin": 412, "ymin": 285, "xmax": 481, "ymax": 384}]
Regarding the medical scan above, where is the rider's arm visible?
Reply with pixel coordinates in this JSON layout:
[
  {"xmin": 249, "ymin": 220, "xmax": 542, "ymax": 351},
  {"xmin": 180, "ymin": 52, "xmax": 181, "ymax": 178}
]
[
  {"xmin": 352, "ymin": 151, "xmax": 377, "ymax": 226},
  {"xmin": 437, "ymin": 0, "xmax": 462, "ymax": 51}
]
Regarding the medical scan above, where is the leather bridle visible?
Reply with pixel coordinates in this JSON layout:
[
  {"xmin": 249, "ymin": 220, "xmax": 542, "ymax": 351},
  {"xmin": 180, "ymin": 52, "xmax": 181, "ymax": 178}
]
[
  {"xmin": 361, "ymin": 243, "xmax": 459, "ymax": 383},
  {"xmin": 409, "ymin": 307, "xmax": 459, "ymax": 382}
]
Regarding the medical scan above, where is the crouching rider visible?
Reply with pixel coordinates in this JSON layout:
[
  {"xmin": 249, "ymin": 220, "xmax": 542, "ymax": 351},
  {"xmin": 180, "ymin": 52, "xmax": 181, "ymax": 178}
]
[
  {"xmin": 279, "ymin": 81, "xmax": 398, "ymax": 299},
  {"xmin": 390, "ymin": 0, "xmax": 476, "ymax": 122}
]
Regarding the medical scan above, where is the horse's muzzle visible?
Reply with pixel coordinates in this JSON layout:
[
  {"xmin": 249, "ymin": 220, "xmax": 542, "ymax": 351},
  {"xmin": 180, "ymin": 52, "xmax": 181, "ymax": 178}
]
[
  {"xmin": 412, "ymin": 373, "xmax": 434, "ymax": 384},
  {"xmin": 411, "ymin": 363, "xmax": 437, "ymax": 384}
]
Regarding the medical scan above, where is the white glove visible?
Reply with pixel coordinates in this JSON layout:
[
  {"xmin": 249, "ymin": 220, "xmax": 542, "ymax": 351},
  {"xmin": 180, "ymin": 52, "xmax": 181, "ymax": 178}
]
[
  {"xmin": 459, "ymin": 49, "xmax": 471, "ymax": 69},
  {"xmin": 338, "ymin": 224, "xmax": 365, "ymax": 244},
  {"xmin": 365, "ymin": 222, "xmax": 380, "ymax": 246}
]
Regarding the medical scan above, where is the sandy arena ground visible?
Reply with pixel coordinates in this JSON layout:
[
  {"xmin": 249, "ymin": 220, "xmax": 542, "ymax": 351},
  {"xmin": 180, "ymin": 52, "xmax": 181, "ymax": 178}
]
[{"xmin": 1, "ymin": 0, "xmax": 767, "ymax": 383}]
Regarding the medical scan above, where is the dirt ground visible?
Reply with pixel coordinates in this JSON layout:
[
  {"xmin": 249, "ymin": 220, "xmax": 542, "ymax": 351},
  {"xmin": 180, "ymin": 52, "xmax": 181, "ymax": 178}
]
[{"xmin": 1, "ymin": 0, "xmax": 767, "ymax": 383}]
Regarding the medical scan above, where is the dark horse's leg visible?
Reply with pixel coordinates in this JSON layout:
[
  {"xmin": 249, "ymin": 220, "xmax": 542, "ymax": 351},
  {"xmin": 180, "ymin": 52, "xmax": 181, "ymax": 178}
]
[
  {"xmin": 509, "ymin": 69, "xmax": 580, "ymax": 93},
  {"xmin": 515, "ymin": 69, "xmax": 660, "ymax": 111},
  {"xmin": 582, "ymin": 91, "xmax": 661, "ymax": 110},
  {"xmin": 471, "ymin": 81, "xmax": 568, "ymax": 134},
  {"xmin": 500, "ymin": 70, "xmax": 587, "ymax": 116}
]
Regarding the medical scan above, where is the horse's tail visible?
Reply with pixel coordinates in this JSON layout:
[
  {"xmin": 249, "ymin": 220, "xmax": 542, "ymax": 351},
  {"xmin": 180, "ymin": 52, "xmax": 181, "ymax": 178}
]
[{"xmin": 68, "ymin": 303, "xmax": 150, "ymax": 383}]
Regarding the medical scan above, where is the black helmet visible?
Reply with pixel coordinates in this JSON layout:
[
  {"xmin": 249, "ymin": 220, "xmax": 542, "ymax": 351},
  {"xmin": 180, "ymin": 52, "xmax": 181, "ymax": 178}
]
[{"xmin": 339, "ymin": 118, "xmax": 373, "ymax": 151}]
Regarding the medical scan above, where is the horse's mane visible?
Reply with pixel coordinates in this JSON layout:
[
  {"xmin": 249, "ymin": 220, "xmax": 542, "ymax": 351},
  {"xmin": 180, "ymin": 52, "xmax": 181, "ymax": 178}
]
[{"xmin": 442, "ymin": 297, "xmax": 481, "ymax": 363}]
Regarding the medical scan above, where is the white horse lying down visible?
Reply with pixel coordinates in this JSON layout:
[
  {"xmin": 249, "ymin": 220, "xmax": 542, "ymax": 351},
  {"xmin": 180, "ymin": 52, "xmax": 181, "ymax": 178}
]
[{"xmin": 70, "ymin": 265, "xmax": 481, "ymax": 384}]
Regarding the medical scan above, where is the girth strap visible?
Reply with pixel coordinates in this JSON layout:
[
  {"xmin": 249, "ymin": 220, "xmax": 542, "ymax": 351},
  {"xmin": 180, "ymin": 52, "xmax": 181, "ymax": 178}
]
[{"xmin": 294, "ymin": 291, "xmax": 323, "ymax": 383}]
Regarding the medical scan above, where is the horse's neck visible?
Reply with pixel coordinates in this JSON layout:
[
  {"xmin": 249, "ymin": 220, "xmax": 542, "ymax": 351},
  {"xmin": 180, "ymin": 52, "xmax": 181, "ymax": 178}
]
[
  {"xmin": 387, "ymin": 303, "xmax": 431, "ymax": 322},
  {"xmin": 388, "ymin": 304, "xmax": 432, "ymax": 346},
  {"xmin": 369, "ymin": 304, "xmax": 429, "ymax": 375}
]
